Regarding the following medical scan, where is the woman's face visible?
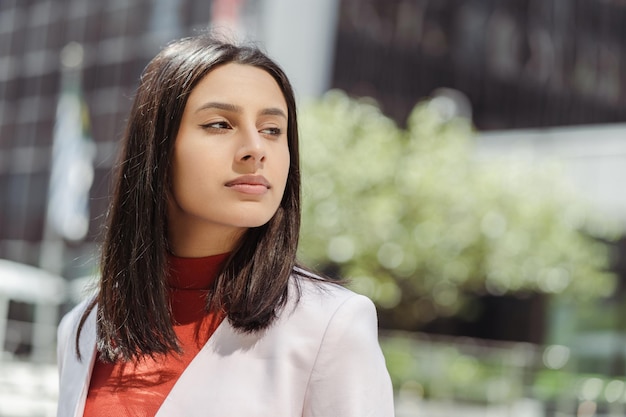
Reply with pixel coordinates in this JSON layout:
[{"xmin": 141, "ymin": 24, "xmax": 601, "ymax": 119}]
[{"xmin": 167, "ymin": 63, "xmax": 290, "ymax": 257}]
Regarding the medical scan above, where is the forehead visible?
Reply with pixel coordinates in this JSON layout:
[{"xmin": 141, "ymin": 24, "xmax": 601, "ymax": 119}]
[{"xmin": 187, "ymin": 63, "xmax": 287, "ymax": 110}]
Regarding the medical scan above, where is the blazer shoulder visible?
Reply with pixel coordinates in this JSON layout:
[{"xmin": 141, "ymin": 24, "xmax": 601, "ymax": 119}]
[
  {"xmin": 59, "ymin": 298, "xmax": 94, "ymax": 339},
  {"xmin": 292, "ymin": 271, "xmax": 367, "ymax": 308},
  {"xmin": 287, "ymin": 272, "xmax": 379, "ymax": 330},
  {"xmin": 57, "ymin": 297, "xmax": 96, "ymax": 365},
  {"xmin": 289, "ymin": 273, "xmax": 395, "ymax": 416},
  {"xmin": 56, "ymin": 298, "xmax": 97, "ymax": 417}
]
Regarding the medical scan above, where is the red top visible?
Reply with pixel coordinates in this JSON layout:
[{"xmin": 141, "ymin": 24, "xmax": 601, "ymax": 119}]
[{"xmin": 83, "ymin": 253, "xmax": 229, "ymax": 417}]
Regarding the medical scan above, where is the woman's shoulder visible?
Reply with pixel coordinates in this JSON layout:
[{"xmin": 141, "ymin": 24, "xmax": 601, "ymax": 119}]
[
  {"xmin": 292, "ymin": 267, "xmax": 353, "ymax": 300},
  {"xmin": 285, "ymin": 270, "xmax": 393, "ymax": 416},
  {"xmin": 58, "ymin": 297, "xmax": 95, "ymax": 338},
  {"xmin": 287, "ymin": 267, "xmax": 377, "ymax": 323},
  {"xmin": 56, "ymin": 297, "xmax": 97, "ymax": 370}
]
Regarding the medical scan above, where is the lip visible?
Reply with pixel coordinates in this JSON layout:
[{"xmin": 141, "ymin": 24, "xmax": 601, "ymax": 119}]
[{"xmin": 225, "ymin": 175, "xmax": 271, "ymax": 195}]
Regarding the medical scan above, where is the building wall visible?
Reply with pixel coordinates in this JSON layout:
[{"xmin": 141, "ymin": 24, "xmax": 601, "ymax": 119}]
[{"xmin": 331, "ymin": 0, "xmax": 626, "ymax": 130}]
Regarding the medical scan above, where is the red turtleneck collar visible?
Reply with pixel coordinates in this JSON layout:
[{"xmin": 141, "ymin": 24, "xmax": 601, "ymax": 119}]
[
  {"xmin": 167, "ymin": 252, "xmax": 229, "ymax": 325},
  {"xmin": 84, "ymin": 252, "xmax": 230, "ymax": 417},
  {"xmin": 167, "ymin": 251, "xmax": 230, "ymax": 290}
]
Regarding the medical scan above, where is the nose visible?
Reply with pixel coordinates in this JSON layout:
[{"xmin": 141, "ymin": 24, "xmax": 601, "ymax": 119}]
[{"xmin": 236, "ymin": 127, "xmax": 266, "ymax": 165}]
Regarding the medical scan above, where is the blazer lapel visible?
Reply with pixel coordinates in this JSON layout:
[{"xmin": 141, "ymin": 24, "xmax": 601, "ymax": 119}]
[{"xmin": 154, "ymin": 320, "xmax": 264, "ymax": 416}]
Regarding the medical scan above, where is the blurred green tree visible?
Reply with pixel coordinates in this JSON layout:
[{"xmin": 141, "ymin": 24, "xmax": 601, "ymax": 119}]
[{"xmin": 298, "ymin": 90, "xmax": 620, "ymax": 330}]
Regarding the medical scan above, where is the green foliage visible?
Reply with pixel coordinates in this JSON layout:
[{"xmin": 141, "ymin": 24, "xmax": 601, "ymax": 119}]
[
  {"xmin": 381, "ymin": 332, "xmax": 623, "ymax": 406},
  {"xmin": 380, "ymin": 333, "xmax": 527, "ymax": 403},
  {"xmin": 298, "ymin": 90, "xmax": 620, "ymax": 329}
]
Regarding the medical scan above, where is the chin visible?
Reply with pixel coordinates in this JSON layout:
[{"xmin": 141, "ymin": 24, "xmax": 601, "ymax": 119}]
[
  {"xmin": 243, "ymin": 217, "xmax": 275, "ymax": 229},
  {"xmin": 228, "ymin": 213, "xmax": 272, "ymax": 228},
  {"xmin": 228, "ymin": 205, "xmax": 281, "ymax": 230}
]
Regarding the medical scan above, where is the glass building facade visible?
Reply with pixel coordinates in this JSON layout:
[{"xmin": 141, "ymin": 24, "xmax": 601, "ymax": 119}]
[
  {"xmin": 0, "ymin": 0, "xmax": 215, "ymax": 274},
  {"xmin": 333, "ymin": 0, "xmax": 626, "ymax": 130}
]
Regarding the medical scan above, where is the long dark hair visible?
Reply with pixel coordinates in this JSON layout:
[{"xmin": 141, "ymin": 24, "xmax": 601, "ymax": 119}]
[{"xmin": 77, "ymin": 34, "xmax": 306, "ymax": 362}]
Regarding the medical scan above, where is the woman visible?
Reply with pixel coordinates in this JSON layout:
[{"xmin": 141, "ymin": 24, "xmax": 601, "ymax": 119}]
[{"xmin": 56, "ymin": 33, "xmax": 394, "ymax": 416}]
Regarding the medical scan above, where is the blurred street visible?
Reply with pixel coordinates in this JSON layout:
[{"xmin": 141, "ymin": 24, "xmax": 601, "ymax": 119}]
[{"xmin": 0, "ymin": 360, "xmax": 57, "ymax": 417}]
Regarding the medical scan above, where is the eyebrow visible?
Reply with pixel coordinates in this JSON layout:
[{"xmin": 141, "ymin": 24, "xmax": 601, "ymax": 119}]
[{"xmin": 195, "ymin": 101, "xmax": 287, "ymax": 119}]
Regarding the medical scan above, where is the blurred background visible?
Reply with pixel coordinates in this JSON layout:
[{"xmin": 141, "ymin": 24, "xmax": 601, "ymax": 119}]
[{"xmin": 1, "ymin": 0, "xmax": 626, "ymax": 416}]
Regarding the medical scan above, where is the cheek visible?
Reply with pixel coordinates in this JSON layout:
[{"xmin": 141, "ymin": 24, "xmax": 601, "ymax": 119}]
[
  {"xmin": 277, "ymin": 152, "xmax": 291, "ymax": 205},
  {"xmin": 172, "ymin": 139, "xmax": 222, "ymax": 187},
  {"xmin": 276, "ymin": 148, "xmax": 291, "ymax": 192},
  {"xmin": 170, "ymin": 146, "xmax": 209, "ymax": 205}
]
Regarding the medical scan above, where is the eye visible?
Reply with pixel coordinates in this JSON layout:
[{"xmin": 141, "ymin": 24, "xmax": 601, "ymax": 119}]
[
  {"xmin": 200, "ymin": 121, "xmax": 232, "ymax": 131},
  {"xmin": 259, "ymin": 127, "xmax": 283, "ymax": 137}
]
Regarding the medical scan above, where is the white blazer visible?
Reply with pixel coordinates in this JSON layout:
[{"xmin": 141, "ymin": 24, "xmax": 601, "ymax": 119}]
[{"xmin": 56, "ymin": 276, "xmax": 395, "ymax": 416}]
